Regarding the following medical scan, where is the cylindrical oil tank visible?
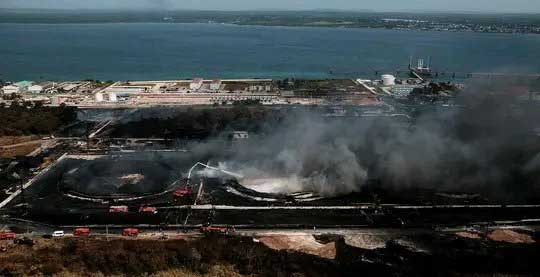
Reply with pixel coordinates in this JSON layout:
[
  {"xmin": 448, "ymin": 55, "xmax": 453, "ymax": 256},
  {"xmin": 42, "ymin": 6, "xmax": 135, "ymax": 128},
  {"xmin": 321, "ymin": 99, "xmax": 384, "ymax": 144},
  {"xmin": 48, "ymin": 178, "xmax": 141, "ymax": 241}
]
[{"xmin": 381, "ymin": 74, "xmax": 396, "ymax": 86}]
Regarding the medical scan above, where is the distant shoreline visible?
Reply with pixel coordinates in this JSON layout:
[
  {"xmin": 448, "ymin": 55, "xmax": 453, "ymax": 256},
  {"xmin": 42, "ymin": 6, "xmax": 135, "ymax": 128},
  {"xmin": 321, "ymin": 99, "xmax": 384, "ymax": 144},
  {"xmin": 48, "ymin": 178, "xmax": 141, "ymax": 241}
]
[{"xmin": 1, "ymin": 10, "xmax": 539, "ymax": 34}]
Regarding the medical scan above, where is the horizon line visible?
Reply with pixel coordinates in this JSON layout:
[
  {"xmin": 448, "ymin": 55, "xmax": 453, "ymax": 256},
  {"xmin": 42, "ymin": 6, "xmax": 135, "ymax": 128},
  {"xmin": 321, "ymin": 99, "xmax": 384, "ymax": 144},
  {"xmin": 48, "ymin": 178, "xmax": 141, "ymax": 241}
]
[{"xmin": 1, "ymin": 7, "xmax": 540, "ymax": 15}]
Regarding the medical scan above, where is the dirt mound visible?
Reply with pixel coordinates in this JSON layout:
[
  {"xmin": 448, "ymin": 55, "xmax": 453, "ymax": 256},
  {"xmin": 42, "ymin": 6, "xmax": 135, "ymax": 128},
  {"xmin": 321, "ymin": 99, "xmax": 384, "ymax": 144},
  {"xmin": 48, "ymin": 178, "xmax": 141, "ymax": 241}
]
[
  {"xmin": 455, "ymin": 232, "xmax": 482, "ymax": 240},
  {"xmin": 487, "ymin": 230, "xmax": 535, "ymax": 244},
  {"xmin": 258, "ymin": 234, "xmax": 336, "ymax": 259},
  {"xmin": 344, "ymin": 234, "xmax": 389, "ymax": 250}
]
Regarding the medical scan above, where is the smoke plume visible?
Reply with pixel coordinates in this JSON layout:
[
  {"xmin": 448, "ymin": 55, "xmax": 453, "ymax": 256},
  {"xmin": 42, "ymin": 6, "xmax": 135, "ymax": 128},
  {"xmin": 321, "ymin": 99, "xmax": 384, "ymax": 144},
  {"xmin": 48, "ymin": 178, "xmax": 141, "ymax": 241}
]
[{"xmin": 191, "ymin": 78, "xmax": 540, "ymax": 201}]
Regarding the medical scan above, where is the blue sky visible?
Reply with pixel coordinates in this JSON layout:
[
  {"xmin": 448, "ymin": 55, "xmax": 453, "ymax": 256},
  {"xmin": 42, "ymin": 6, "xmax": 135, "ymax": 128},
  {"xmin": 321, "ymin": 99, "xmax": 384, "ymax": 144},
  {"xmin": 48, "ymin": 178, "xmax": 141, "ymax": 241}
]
[{"xmin": 2, "ymin": 0, "xmax": 540, "ymax": 13}]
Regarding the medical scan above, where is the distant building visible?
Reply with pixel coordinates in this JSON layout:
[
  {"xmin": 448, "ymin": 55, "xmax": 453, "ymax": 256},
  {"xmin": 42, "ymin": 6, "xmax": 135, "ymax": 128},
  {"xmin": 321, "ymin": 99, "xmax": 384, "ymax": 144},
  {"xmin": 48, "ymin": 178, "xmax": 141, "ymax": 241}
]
[
  {"xmin": 105, "ymin": 86, "xmax": 149, "ymax": 94},
  {"xmin": 2, "ymin": 81, "xmax": 33, "ymax": 94},
  {"xmin": 190, "ymin": 78, "xmax": 204, "ymax": 90},
  {"xmin": 28, "ymin": 85, "xmax": 43, "ymax": 94},
  {"xmin": 95, "ymin": 92, "xmax": 104, "ymax": 102},
  {"xmin": 210, "ymin": 80, "xmax": 222, "ymax": 90},
  {"xmin": 391, "ymin": 85, "xmax": 421, "ymax": 98},
  {"xmin": 108, "ymin": 92, "xmax": 118, "ymax": 102},
  {"xmin": 22, "ymin": 96, "xmax": 50, "ymax": 104},
  {"xmin": 230, "ymin": 131, "xmax": 249, "ymax": 140},
  {"xmin": 2, "ymin": 85, "xmax": 19, "ymax": 94},
  {"xmin": 248, "ymin": 84, "xmax": 270, "ymax": 92}
]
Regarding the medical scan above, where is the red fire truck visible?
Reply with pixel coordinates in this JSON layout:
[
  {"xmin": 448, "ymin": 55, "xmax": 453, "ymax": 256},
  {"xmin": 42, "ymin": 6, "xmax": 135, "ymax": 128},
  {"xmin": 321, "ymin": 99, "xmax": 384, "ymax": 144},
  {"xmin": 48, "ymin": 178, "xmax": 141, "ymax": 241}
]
[
  {"xmin": 73, "ymin": 228, "xmax": 91, "ymax": 236},
  {"xmin": 122, "ymin": 228, "xmax": 139, "ymax": 237},
  {"xmin": 0, "ymin": 232, "xmax": 16, "ymax": 240},
  {"xmin": 138, "ymin": 206, "xmax": 157, "ymax": 213},
  {"xmin": 200, "ymin": 226, "xmax": 235, "ymax": 235},
  {"xmin": 109, "ymin": 205, "xmax": 129, "ymax": 213},
  {"xmin": 173, "ymin": 188, "xmax": 193, "ymax": 198}
]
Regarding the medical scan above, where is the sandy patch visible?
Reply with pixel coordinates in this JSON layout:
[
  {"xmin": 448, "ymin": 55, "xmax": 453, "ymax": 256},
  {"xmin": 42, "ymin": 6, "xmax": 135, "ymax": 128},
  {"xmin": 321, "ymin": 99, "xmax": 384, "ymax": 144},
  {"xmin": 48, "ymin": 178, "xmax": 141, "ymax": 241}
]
[
  {"xmin": 257, "ymin": 234, "xmax": 336, "ymax": 259},
  {"xmin": 455, "ymin": 232, "xmax": 482, "ymax": 240},
  {"xmin": 487, "ymin": 230, "xmax": 535, "ymax": 244},
  {"xmin": 344, "ymin": 234, "xmax": 388, "ymax": 250},
  {"xmin": 119, "ymin": 173, "xmax": 145, "ymax": 185}
]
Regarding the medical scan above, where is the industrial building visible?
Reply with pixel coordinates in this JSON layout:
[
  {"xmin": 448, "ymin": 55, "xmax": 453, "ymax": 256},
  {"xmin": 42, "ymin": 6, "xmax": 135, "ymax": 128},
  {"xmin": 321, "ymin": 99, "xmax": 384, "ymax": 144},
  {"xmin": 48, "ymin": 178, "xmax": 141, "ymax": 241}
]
[
  {"xmin": 28, "ymin": 85, "xmax": 43, "ymax": 94},
  {"xmin": 1, "ymin": 81, "xmax": 33, "ymax": 94},
  {"xmin": 391, "ymin": 85, "xmax": 422, "ymax": 98},
  {"xmin": 210, "ymin": 80, "xmax": 222, "ymax": 90},
  {"xmin": 189, "ymin": 78, "xmax": 204, "ymax": 90},
  {"xmin": 1, "ymin": 85, "xmax": 19, "ymax": 94},
  {"xmin": 105, "ymin": 85, "xmax": 151, "ymax": 94}
]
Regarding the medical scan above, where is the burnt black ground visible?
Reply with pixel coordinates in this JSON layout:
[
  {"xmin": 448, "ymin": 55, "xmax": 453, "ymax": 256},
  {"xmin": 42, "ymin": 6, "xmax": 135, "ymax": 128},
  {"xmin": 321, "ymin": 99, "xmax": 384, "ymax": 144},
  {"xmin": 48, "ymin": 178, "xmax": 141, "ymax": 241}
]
[{"xmin": 5, "ymin": 152, "xmax": 540, "ymax": 227}]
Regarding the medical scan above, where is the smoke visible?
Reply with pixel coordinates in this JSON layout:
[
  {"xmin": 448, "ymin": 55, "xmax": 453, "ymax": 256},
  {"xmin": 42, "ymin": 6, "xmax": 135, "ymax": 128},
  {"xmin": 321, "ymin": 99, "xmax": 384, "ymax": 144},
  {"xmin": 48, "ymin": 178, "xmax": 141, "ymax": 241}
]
[{"xmin": 188, "ymin": 78, "xmax": 540, "ymax": 200}]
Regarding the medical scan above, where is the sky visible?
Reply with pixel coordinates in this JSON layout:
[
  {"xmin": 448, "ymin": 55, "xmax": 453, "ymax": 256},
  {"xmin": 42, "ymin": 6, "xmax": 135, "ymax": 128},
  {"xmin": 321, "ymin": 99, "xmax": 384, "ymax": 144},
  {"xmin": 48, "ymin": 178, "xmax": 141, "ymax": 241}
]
[{"xmin": 1, "ymin": 0, "xmax": 540, "ymax": 13}]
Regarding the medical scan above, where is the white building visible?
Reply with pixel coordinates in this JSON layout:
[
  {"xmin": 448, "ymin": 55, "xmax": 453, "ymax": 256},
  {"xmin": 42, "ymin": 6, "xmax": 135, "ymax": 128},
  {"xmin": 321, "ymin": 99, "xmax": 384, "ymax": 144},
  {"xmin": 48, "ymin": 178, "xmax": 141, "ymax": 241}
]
[
  {"xmin": 2, "ymin": 85, "xmax": 20, "ymax": 94},
  {"xmin": 105, "ymin": 86, "xmax": 149, "ymax": 94},
  {"xmin": 108, "ymin": 92, "xmax": 118, "ymax": 102},
  {"xmin": 210, "ymin": 80, "xmax": 222, "ymax": 90},
  {"xmin": 95, "ymin": 92, "xmax": 104, "ymax": 102},
  {"xmin": 230, "ymin": 131, "xmax": 249, "ymax": 140},
  {"xmin": 391, "ymin": 85, "xmax": 421, "ymax": 98},
  {"xmin": 189, "ymin": 78, "xmax": 204, "ymax": 90},
  {"xmin": 2, "ymin": 81, "xmax": 33, "ymax": 94},
  {"xmin": 28, "ymin": 85, "xmax": 43, "ymax": 94}
]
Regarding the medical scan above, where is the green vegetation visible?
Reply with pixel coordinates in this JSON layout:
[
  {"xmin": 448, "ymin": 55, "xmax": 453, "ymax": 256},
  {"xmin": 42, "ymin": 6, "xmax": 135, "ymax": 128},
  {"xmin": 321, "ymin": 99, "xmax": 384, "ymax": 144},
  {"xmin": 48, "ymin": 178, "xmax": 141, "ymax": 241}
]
[{"xmin": 0, "ymin": 101, "xmax": 77, "ymax": 136}]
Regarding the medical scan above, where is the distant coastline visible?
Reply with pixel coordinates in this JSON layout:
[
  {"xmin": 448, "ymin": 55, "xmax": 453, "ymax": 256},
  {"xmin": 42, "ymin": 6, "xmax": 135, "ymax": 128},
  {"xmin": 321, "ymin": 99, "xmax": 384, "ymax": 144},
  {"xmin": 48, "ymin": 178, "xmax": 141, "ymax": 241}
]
[{"xmin": 1, "ymin": 9, "xmax": 540, "ymax": 34}]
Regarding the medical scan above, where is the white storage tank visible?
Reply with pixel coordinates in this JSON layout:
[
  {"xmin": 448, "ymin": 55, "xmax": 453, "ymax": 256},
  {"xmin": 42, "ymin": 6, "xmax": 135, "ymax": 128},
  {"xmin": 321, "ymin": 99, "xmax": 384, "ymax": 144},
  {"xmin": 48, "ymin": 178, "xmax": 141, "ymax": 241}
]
[
  {"xmin": 381, "ymin": 74, "xmax": 396, "ymax": 86},
  {"xmin": 95, "ymin": 92, "xmax": 104, "ymax": 102},
  {"xmin": 28, "ymin": 85, "xmax": 43, "ymax": 94}
]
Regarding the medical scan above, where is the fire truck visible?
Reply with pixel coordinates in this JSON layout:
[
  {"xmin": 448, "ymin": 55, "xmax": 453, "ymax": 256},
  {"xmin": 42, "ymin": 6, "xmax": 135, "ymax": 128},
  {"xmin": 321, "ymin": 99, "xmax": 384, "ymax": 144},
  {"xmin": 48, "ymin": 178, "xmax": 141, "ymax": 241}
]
[
  {"xmin": 138, "ymin": 206, "xmax": 158, "ymax": 213},
  {"xmin": 73, "ymin": 228, "xmax": 91, "ymax": 236},
  {"xmin": 200, "ymin": 226, "xmax": 235, "ymax": 235},
  {"xmin": 109, "ymin": 205, "xmax": 129, "ymax": 213},
  {"xmin": 173, "ymin": 188, "xmax": 193, "ymax": 198},
  {"xmin": 0, "ymin": 232, "xmax": 16, "ymax": 240},
  {"xmin": 122, "ymin": 228, "xmax": 139, "ymax": 237}
]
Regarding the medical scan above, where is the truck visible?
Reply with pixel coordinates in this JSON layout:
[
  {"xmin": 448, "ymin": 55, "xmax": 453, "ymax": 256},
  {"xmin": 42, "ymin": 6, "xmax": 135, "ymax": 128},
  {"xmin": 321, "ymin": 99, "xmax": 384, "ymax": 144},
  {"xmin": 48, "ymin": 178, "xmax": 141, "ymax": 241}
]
[
  {"xmin": 173, "ymin": 188, "xmax": 193, "ymax": 198},
  {"xmin": 73, "ymin": 228, "xmax": 91, "ymax": 236},
  {"xmin": 0, "ymin": 232, "xmax": 16, "ymax": 240},
  {"xmin": 52, "ymin": 230, "xmax": 65, "ymax": 237},
  {"xmin": 138, "ymin": 206, "xmax": 157, "ymax": 214},
  {"xmin": 109, "ymin": 205, "xmax": 129, "ymax": 213},
  {"xmin": 122, "ymin": 228, "xmax": 139, "ymax": 237},
  {"xmin": 200, "ymin": 226, "xmax": 235, "ymax": 235}
]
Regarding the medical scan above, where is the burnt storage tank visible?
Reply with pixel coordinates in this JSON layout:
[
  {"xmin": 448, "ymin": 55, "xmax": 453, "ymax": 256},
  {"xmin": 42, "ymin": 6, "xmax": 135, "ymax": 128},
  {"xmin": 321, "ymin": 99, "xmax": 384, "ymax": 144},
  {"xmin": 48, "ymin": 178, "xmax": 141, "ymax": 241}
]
[{"xmin": 60, "ymin": 159, "xmax": 177, "ymax": 198}]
